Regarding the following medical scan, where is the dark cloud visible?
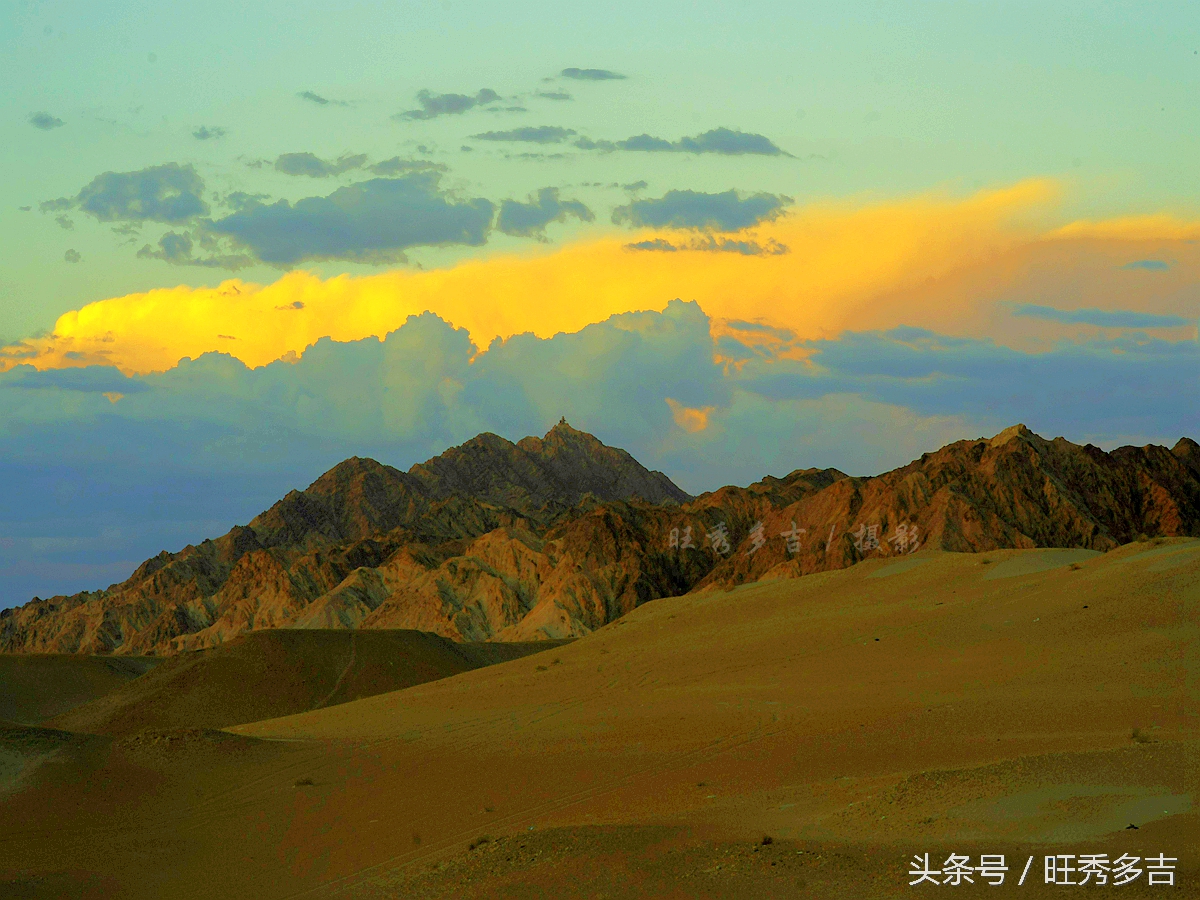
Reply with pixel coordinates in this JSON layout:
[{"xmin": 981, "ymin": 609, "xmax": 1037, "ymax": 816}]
[
  {"xmin": 1122, "ymin": 259, "xmax": 1170, "ymax": 271},
  {"xmin": 496, "ymin": 188, "xmax": 593, "ymax": 238},
  {"xmin": 42, "ymin": 163, "xmax": 209, "ymax": 225},
  {"xmin": 274, "ymin": 152, "xmax": 368, "ymax": 178},
  {"xmin": 369, "ymin": 157, "xmax": 447, "ymax": 176},
  {"xmin": 622, "ymin": 181, "xmax": 648, "ymax": 191},
  {"xmin": 395, "ymin": 88, "xmax": 501, "ymax": 121},
  {"xmin": 298, "ymin": 91, "xmax": 348, "ymax": 107},
  {"xmin": 205, "ymin": 172, "xmax": 495, "ymax": 266},
  {"xmin": 612, "ymin": 189, "xmax": 791, "ymax": 232},
  {"xmin": 576, "ymin": 127, "xmax": 787, "ymax": 156},
  {"xmin": 470, "ymin": 126, "xmax": 576, "ymax": 144},
  {"xmin": 560, "ymin": 68, "xmax": 625, "ymax": 81},
  {"xmin": 18, "ymin": 206, "xmax": 31, "ymax": 212},
  {"xmin": 63, "ymin": 249, "xmax": 81, "ymax": 264},
  {"xmin": 223, "ymin": 191, "xmax": 271, "ymax": 211},
  {"xmin": 192, "ymin": 125, "xmax": 226, "ymax": 140},
  {"xmin": 625, "ymin": 239, "xmax": 676, "ymax": 252},
  {"xmin": 136, "ymin": 231, "xmax": 253, "ymax": 269},
  {"xmin": 536, "ymin": 91, "xmax": 573, "ymax": 101},
  {"xmin": 1012, "ymin": 304, "xmax": 1191, "ymax": 329},
  {"xmin": 55, "ymin": 215, "xmax": 73, "ymax": 231},
  {"xmin": 29, "ymin": 112, "xmax": 64, "ymax": 130},
  {"xmin": 625, "ymin": 235, "xmax": 788, "ymax": 256}
]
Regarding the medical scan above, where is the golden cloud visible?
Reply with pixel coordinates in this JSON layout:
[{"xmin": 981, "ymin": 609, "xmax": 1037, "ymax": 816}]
[{"xmin": 5, "ymin": 178, "xmax": 1197, "ymax": 375}]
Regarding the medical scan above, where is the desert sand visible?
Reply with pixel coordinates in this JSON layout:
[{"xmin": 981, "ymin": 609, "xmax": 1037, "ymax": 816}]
[{"xmin": 1, "ymin": 541, "xmax": 1197, "ymax": 898}]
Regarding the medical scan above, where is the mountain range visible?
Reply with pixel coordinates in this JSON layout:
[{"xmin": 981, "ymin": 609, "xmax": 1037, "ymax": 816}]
[{"xmin": 3, "ymin": 420, "xmax": 1198, "ymax": 655}]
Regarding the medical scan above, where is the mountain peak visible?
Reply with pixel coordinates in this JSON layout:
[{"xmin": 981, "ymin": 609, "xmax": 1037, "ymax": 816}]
[{"xmin": 988, "ymin": 423, "xmax": 1035, "ymax": 447}]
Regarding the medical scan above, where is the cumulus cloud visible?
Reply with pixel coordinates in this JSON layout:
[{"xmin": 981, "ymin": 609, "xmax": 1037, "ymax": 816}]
[
  {"xmin": 273, "ymin": 152, "xmax": 368, "ymax": 177},
  {"xmin": 63, "ymin": 249, "xmax": 81, "ymax": 264},
  {"xmin": 613, "ymin": 189, "xmax": 791, "ymax": 232},
  {"xmin": 29, "ymin": 112, "xmax": 64, "ymax": 130},
  {"xmin": 576, "ymin": 127, "xmax": 787, "ymax": 156},
  {"xmin": 395, "ymin": 88, "xmax": 501, "ymax": 120},
  {"xmin": 1123, "ymin": 259, "xmax": 1170, "ymax": 271},
  {"xmin": 1012, "ymin": 303, "xmax": 1191, "ymax": 329},
  {"xmin": 560, "ymin": 68, "xmax": 625, "ymax": 81},
  {"xmin": 536, "ymin": 91, "xmax": 573, "ymax": 101},
  {"xmin": 496, "ymin": 188, "xmax": 594, "ymax": 238},
  {"xmin": 41, "ymin": 163, "xmax": 209, "ymax": 225},
  {"xmin": 298, "ymin": 90, "xmax": 348, "ymax": 107},
  {"xmin": 192, "ymin": 125, "xmax": 226, "ymax": 140},
  {"xmin": 55, "ymin": 215, "xmax": 73, "ymax": 231},
  {"xmin": 204, "ymin": 172, "xmax": 495, "ymax": 266},
  {"xmin": 471, "ymin": 126, "xmax": 576, "ymax": 144}
]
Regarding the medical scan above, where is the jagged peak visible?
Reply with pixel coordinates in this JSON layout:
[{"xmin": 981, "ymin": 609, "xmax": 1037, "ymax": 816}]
[
  {"xmin": 988, "ymin": 423, "xmax": 1037, "ymax": 448},
  {"xmin": 518, "ymin": 418, "xmax": 597, "ymax": 454}
]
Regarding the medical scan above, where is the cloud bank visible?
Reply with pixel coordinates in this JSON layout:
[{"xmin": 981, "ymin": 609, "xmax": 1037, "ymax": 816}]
[
  {"xmin": 12, "ymin": 180, "xmax": 1200, "ymax": 379},
  {"xmin": 4, "ymin": 298, "xmax": 1196, "ymax": 608}
]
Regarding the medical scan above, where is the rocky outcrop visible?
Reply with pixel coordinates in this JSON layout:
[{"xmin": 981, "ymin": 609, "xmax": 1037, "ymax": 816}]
[{"xmin": 2, "ymin": 422, "xmax": 1198, "ymax": 655}]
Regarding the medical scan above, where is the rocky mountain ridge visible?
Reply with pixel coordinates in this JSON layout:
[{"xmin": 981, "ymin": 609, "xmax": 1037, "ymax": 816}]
[{"xmin": 3, "ymin": 422, "xmax": 1198, "ymax": 655}]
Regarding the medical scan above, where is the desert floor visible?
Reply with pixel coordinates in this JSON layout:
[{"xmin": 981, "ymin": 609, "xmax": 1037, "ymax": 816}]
[{"xmin": 2, "ymin": 540, "xmax": 1198, "ymax": 898}]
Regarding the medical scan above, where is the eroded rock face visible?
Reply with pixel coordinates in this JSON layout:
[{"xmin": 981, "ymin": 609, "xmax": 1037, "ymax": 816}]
[{"xmin": 3, "ymin": 422, "xmax": 1198, "ymax": 655}]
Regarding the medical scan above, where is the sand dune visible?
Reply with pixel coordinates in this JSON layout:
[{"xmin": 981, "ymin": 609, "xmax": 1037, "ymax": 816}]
[{"xmin": 0, "ymin": 542, "xmax": 1196, "ymax": 898}]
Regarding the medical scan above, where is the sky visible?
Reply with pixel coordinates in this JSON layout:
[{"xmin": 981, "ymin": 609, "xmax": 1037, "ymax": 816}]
[{"xmin": 2, "ymin": 1, "xmax": 1200, "ymax": 607}]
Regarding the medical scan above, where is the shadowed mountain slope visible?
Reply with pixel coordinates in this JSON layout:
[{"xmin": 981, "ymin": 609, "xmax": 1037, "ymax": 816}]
[
  {"xmin": 0, "ymin": 655, "xmax": 160, "ymax": 725},
  {"xmin": 49, "ymin": 629, "xmax": 566, "ymax": 736},
  {"xmin": 2, "ymin": 423, "xmax": 1198, "ymax": 655}
]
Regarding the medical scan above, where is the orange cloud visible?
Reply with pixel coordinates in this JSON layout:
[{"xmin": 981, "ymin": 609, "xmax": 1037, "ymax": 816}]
[
  {"xmin": 665, "ymin": 398, "xmax": 716, "ymax": 433},
  {"xmin": 6, "ymin": 178, "xmax": 1196, "ymax": 375}
]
